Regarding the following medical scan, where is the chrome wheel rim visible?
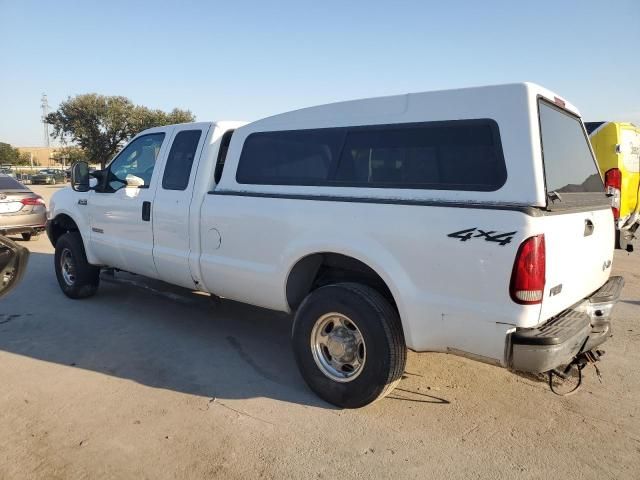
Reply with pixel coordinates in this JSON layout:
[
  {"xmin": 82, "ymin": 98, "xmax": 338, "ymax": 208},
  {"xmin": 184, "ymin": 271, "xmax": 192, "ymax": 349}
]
[
  {"xmin": 310, "ymin": 312, "xmax": 366, "ymax": 383},
  {"xmin": 60, "ymin": 248, "xmax": 76, "ymax": 286}
]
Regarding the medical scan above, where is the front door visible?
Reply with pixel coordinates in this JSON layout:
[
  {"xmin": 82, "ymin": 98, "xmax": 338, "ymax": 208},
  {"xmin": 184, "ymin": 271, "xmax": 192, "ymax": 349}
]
[{"xmin": 88, "ymin": 130, "xmax": 169, "ymax": 278}]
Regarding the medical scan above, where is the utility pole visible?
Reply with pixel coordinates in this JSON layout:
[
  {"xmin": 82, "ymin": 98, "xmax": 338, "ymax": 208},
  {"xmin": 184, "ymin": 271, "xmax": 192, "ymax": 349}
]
[{"xmin": 41, "ymin": 93, "xmax": 50, "ymax": 148}]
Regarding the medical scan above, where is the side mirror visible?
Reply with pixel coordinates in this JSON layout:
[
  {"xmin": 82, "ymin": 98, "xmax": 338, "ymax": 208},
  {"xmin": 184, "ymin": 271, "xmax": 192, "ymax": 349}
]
[
  {"xmin": 71, "ymin": 161, "xmax": 90, "ymax": 192},
  {"xmin": 0, "ymin": 236, "xmax": 29, "ymax": 299}
]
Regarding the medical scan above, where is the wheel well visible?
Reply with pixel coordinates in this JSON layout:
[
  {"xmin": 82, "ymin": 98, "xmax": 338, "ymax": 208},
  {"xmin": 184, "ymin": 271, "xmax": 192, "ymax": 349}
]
[
  {"xmin": 286, "ymin": 253, "xmax": 397, "ymax": 312},
  {"xmin": 48, "ymin": 214, "xmax": 79, "ymax": 246}
]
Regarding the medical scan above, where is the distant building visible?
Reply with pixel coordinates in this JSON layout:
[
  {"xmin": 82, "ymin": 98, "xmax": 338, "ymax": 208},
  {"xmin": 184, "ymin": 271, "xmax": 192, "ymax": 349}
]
[{"xmin": 16, "ymin": 146, "xmax": 61, "ymax": 166}]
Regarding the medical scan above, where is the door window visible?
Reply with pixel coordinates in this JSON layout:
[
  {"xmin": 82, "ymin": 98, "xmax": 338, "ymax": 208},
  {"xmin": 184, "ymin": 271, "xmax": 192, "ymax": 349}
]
[
  {"xmin": 162, "ymin": 130, "xmax": 202, "ymax": 190},
  {"xmin": 107, "ymin": 133, "xmax": 165, "ymax": 191}
]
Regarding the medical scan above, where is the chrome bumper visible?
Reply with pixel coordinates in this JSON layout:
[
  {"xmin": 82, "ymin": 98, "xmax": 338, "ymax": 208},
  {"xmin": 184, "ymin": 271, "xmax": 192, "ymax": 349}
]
[{"xmin": 508, "ymin": 276, "xmax": 625, "ymax": 373}]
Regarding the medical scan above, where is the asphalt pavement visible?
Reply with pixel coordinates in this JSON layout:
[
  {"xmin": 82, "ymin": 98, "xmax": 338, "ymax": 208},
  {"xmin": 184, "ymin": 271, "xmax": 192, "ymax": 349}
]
[{"xmin": 0, "ymin": 184, "xmax": 638, "ymax": 479}]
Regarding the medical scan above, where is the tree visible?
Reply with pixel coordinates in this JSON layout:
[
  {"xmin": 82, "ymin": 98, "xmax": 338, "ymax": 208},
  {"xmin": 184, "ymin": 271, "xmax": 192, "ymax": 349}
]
[
  {"xmin": 45, "ymin": 94, "xmax": 195, "ymax": 168},
  {"xmin": 136, "ymin": 107, "xmax": 196, "ymax": 132},
  {"xmin": 51, "ymin": 146, "xmax": 87, "ymax": 167},
  {"xmin": 16, "ymin": 151, "xmax": 32, "ymax": 166},
  {"xmin": 0, "ymin": 143, "xmax": 32, "ymax": 166},
  {"xmin": 0, "ymin": 142, "xmax": 20, "ymax": 165}
]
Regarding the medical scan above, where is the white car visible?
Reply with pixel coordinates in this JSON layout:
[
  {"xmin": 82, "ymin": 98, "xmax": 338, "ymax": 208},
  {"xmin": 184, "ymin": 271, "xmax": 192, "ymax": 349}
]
[{"xmin": 46, "ymin": 83, "xmax": 623, "ymax": 407}]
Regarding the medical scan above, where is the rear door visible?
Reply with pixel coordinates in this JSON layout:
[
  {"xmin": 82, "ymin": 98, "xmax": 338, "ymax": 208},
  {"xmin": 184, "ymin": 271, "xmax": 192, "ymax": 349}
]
[
  {"xmin": 152, "ymin": 124, "xmax": 210, "ymax": 289},
  {"xmin": 537, "ymin": 99, "xmax": 614, "ymax": 320}
]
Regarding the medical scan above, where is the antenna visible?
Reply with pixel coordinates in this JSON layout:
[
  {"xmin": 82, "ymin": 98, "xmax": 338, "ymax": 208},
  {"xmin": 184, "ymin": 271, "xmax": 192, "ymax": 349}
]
[{"xmin": 41, "ymin": 93, "xmax": 50, "ymax": 147}]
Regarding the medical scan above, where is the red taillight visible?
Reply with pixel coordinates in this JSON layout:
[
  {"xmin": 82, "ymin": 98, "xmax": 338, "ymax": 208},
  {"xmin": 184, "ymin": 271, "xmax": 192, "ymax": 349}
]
[
  {"xmin": 20, "ymin": 196, "xmax": 45, "ymax": 206},
  {"xmin": 604, "ymin": 168, "xmax": 621, "ymax": 220},
  {"xmin": 510, "ymin": 235, "xmax": 546, "ymax": 305}
]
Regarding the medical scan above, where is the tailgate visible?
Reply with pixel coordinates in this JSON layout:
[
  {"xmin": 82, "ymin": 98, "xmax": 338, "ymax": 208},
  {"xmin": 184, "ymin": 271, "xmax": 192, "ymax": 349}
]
[
  {"xmin": 537, "ymin": 98, "xmax": 614, "ymax": 321},
  {"xmin": 539, "ymin": 207, "xmax": 614, "ymax": 320}
]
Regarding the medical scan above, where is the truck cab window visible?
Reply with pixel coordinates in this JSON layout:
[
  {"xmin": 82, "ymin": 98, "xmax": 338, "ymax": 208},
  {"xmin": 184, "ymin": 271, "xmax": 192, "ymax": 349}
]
[
  {"xmin": 214, "ymin": 129, "xmax": 235, "ymax": 185},
  {"xmin": 162, "ymin": 130, "xmax": 202, "ymax": 190},
  {"xmin": 107, "ymin": 133, "xmax": 165, "ymax": 191}
]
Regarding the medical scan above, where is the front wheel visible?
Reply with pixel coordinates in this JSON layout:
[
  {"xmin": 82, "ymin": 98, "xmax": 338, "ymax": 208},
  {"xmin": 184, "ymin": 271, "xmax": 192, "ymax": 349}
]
[
  {"xmin": 292, "ymin": 283, "xmax": 406, "ymax": 408},
  {"xmin": 54, "ymin": 232, "xmax": 100, "ymax": 299}
]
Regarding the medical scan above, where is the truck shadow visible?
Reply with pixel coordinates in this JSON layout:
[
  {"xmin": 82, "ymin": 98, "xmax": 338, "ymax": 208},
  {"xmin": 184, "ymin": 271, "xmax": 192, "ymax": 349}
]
[{"xmin": 0, "ymin": 251, "xmax": 449, "ymax": 409}]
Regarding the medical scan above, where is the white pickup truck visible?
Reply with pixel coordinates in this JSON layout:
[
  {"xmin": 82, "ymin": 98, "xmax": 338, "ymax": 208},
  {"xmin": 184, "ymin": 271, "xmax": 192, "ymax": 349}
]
[{"xmin": 47, "ymin": 83, "xmax": 623, "ymax": 407}]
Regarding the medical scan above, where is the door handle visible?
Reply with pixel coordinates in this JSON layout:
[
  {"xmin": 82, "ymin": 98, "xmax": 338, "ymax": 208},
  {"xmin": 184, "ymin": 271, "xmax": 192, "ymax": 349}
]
[{"xmin": 142, "ymin": 201, "xmax": 151, "ymax": 221}]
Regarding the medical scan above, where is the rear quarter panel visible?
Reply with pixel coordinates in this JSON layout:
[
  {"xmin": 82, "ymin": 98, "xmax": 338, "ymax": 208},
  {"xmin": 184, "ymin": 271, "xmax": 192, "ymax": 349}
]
[{"xmin": 199, "ymin": 194, "xmax": 540, "ymax": 363}]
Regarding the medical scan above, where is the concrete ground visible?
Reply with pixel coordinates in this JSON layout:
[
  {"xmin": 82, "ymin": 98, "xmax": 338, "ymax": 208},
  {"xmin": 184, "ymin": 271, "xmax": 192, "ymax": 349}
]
[{"xmin": 0, "ymin": 184, "xmax": 638, "ymax": 479}]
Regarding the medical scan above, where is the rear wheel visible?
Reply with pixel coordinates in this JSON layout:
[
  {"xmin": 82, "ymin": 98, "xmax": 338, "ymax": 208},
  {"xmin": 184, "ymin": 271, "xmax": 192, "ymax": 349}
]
[
  {"xmin": 21, "ymin": 232, "xmax": 33, "ymax": 241},
  {"xmin": 54, "ymin": 232, "xmax": 100, "ymax": 299},
  {"xmin": 292, "ymin": 283, "xmax": 406, "ymax": 408}
]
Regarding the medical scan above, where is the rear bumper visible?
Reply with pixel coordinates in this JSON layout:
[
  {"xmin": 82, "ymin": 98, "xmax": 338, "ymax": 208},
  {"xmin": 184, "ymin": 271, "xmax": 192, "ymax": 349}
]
[
  {"xmin": 0, "ymin": 224, "xmax": 46, "ymax": 236},
  {"xmin": 508, "ymin": 276, "xmax": 624, "ymax": 373},
  {"xmin": 1, "ymin": 210, "xmax": 47, "ymax": 236}
]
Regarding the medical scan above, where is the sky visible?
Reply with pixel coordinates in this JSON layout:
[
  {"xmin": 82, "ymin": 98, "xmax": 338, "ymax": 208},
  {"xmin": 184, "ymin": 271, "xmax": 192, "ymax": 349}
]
[{"xmin": 0, "ymin": 0, "xmax": 638, "ymax": 147}]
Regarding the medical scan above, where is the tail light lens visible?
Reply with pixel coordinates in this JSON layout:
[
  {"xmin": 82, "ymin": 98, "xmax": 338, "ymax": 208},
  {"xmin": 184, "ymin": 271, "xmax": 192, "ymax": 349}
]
[
  {"xmin": 604, "ymin": 168, "xmax": 621, "ymax": 220},
  {"xmin": 510, "ymin": 235, "xmax": 546, "ymax": 305},
  {"xmin": 20, "ymin": 196, "xmax": 45, "ymax": 206}
]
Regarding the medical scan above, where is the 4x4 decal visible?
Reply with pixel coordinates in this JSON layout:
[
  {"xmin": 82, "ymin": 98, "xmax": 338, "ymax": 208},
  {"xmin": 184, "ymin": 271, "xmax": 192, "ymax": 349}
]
[{"xmin": 447, "ymin": 228, "xmax": 516, "ymax": 246}]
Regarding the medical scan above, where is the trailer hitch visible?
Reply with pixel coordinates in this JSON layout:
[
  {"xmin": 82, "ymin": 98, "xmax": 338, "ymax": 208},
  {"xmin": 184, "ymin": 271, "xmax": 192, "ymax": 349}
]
[{"xmin": 548, "ymin": 349, "xmax": 605, "ymax": 396}]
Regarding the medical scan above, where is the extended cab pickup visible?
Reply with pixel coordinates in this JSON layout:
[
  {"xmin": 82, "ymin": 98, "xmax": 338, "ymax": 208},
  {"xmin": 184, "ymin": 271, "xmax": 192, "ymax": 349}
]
[{"xmin": 47, "ymin": 83, "xmax": 624, "ymax": 407}]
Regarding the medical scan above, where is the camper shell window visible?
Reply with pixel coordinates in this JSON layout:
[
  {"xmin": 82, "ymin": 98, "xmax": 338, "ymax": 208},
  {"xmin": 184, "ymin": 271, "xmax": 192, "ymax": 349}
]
[{"xmin": 236, "ymin": 120, "xmax": 507, "ymax": 192}]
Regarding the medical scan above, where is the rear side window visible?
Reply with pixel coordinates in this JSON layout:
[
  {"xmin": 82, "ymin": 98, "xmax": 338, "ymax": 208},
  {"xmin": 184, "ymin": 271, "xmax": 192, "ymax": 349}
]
[
  {"xmin": 236, "ymin": 129, "xmax": 343, "ymax": 185},
  {"xmin": 0, "ymin": 175, "xmax": 27, "ymax": 190},
  {"xmin": 162, "ymin": 130, "xmax": 202, "ymax": 190},
  {"xmin": 335, "ymin": 121, "xmax": 505, "ymax": 190},
  {"xmin": 236, "ymin": 120, "xmax": 507, "ymax": 191},
  {"xmin": 538, "ymin": 100, "xmax": 607, "ymax": 208}
]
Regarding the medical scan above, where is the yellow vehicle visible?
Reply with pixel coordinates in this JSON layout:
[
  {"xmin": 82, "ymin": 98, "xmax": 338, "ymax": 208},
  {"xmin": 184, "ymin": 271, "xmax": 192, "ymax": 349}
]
[{"xmin": 586, "ymin": 121, "xmax": 640, "ymax": 251}]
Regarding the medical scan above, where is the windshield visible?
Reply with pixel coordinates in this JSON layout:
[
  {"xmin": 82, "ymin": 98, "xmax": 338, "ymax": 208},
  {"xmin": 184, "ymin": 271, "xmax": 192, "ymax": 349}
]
[{"xmin": 538, "ymin": 100, "xmax": 608, "ymax": 209}]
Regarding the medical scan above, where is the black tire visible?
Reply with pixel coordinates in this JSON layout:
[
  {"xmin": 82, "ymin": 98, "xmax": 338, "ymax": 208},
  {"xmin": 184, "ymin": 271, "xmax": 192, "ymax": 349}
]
[
  {"xmin": 21, "ymin": 232, "xmax": 33, "ymax": 241},
  {"xmin": 54, "ymin": 232, "xmax": 100, "ymax": 299},
  {"xmin": 292, "ymin": 282, "xmax": 406, "ymax": 408}
]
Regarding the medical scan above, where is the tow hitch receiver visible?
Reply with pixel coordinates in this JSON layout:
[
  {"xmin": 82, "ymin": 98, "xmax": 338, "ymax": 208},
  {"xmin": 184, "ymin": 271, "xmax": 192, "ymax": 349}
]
[{"xmin": 548, "ymin": 349, "xmax": 605, "ymax": 396}]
